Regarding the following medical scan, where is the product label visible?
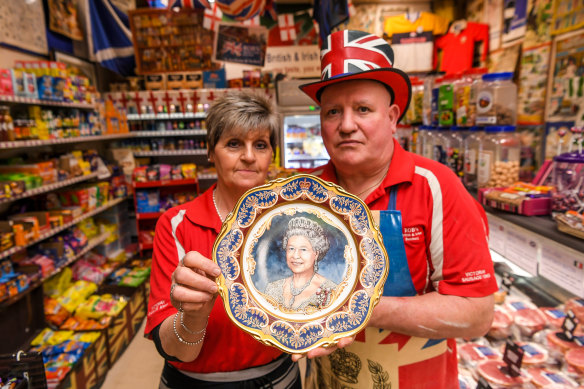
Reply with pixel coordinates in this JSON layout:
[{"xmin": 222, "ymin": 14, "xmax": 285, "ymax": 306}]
[
  {"xmin": 475, "ymin": 115, "xmax": 497, "ymax": 125},
  {"xmin": 474, "ymin": 346, "xmax": 496, "ymax": 358},
  {"xmin": 544, "ymin": 309, "xmax": 565, "ymax": 319},
  {"xmin": 465, "ymin": 149, "xmax": 477, "ymax": 174},
  {"xmin": 477, "ymin": 90, "xmax": 494, "ymax": 114},
  {"xmin": 478, "ymin": 150, "xmax": 493, "ymax": 185},
  {"xmin": 520, "ymin": 344, "xmax": 541, "ymax": 357}
]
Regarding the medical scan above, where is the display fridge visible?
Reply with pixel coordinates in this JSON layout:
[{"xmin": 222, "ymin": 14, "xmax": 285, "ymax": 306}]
[{"xmin": 276, "ymin": 79, "xmax": 330, "ymax": 169}]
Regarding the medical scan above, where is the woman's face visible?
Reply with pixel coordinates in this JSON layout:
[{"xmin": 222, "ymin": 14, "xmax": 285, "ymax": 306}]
[
  {"xmin": 209, "ymin": 127, "xmax": 273, "ymax": 196},
  {"xmin": 286, "ymin": 235, "xmax": 318, "ymax": 275}
]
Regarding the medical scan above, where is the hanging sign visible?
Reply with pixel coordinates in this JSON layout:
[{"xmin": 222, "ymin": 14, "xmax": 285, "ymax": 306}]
[{"xmin": 263, "ymin": 45, "xmax": 320, "ymax": 78}]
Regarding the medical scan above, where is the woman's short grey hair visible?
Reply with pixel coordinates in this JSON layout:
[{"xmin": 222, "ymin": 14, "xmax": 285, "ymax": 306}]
[
  {"xmin": 206, "ymin": 90, "xmax": 280, "ymax": 156},
  {"xmin": 282, "ymin": 217, "xmax": 330, "ymax": 262}
]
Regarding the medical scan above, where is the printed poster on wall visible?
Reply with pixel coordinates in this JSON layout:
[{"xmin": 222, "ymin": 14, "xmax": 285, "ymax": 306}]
[
  {"xmin": 48, "ymin": 0, "xmax": 84, "ymax": 40},
  {"xmin": 485, "ymin": 0, "xmax": 504, "ymax": 52},
  {"xmin": 523, "ymin": 0, "xmax": 552, "ymax": 49},
  {"xmin": 518, "ymin": 44, "xmax": 551, "ymax": 125},
  {"xmin": 213, "ymin": 24, "xmax": 268, "ymax": 67},
  {"xmin": 552, "ymin": 0, "xmax": 584, "ymax": 35},
  {"xmin": 263, "ymin": 45, "xmax": 320, "ymax": 78},
  {"xmin": 502, "ymin": 0, "xmax": 528, "ymax": 46},
  {"xmin": 0, "ymin": 1, "xmax": 48, "ymax": 55},
  {"xmin": 546, "ymin": 30, "xmax": 584, "ymax": 126}
]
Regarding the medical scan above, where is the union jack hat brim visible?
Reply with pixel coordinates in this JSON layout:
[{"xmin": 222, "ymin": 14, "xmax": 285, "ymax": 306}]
[{"xmin": 299, "ymin": 30, "xmax": 411, "ymax": 122}]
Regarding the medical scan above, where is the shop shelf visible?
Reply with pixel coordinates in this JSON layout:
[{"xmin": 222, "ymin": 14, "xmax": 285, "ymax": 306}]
[
  {"xmin": 133, "ymin": 149, "xmax": 206, "ymax": 157},
  {"xmin": 0, "ymin": 231, "xmax": 111, "ymax": 311},
  {"xmin": 126, "ymin": 112, "xmax": 206, "ymax": 121},
  {"xmin": 131, "ymin": 129, "xmax": 206, "ymax": 137},
  {"xmin": 140, "ymin": 242, "xmax": 153, "ymax": 251},
  {"xmin": 0, "ymin": 196, "xmax": 129, "ymax": 260},
  {"xmin": 136, "ymin": 212, "xmax": 162, "ymax": 220},
  {"xmin": 197, "ymin": 172, "xmax": 218, "ymax": 180},
  {"xmin": 133, "ymin": 178, "xmax": 198, "ymax": 188},
  {"xmin": 0, "ymin": 133, "xmax": 134, "ymax": 150},
  {"xmin": 0, "ymin": 95, "xmax": 95, "ymax": 109},
  {"xmin": 0, "ymin": 173, "xmax": 98, "ymax": 206}
]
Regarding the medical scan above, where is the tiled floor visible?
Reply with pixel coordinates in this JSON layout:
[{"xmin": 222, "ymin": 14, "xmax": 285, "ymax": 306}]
[{"xmin": 101, "ymin": 320, "xmax": 164, "ymax": 389}]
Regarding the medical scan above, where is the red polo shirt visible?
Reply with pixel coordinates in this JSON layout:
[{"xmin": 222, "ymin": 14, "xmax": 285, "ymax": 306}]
[
  {"xmin": 145, "ymin": 186, "xmax": 282, "ymax": 373},
  {"xmin": 312, "ymin": 139, "xmax": 497, "ymax": 297}
]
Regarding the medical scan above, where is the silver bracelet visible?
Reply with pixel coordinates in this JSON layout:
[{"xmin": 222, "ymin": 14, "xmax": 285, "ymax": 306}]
[
  {"xmin": 181, "ymin": 311, "xmax": 208, "ymax": 335},
  {"xmin": 173, "ymin": 312, "xmax": 206, "ymax": 346}
]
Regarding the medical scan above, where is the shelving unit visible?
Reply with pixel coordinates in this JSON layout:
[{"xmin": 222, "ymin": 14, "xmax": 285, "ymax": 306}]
[
  {"xmin": 0, "ymin": 95, "xmax": 95, "ymax": 109},
  {"xmin": 133, "ymin": 149, "xmax": 207, "ymax": 157},
  {"xmin": 0, "ymin": 196, "xmax": 128, "ymax": 260},
  {"xmin": 131, "ymin": 129, "xmax": 206, "ymax": 137},
  {"xmin": 127, "ymin": 112, "xmax": 207, "ymax": 121},
  {"xmin": 0, "ymin": 172, "xmax": 98, "ymax": 205},
  {"xmin": 0, "ymin": 230, "xmax": 111, "ymax": 311},
  {"xmin": 0, "ymin": 133, "xmax": 133, "ymax": 149},
  {"xmin": 132, "ymin": 178, "xmax": 199, "ymax": 256}
]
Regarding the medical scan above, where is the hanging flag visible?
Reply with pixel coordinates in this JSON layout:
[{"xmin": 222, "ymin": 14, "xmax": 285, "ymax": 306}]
[
  {"xmin": 204, "ymin": 3, "xmax": 224, "ymax": 31},
  {"xmin": 168, "ymin": 0, "xmax": 211, "ymax": 10},
  {"xmin": 87, "ymin": 0, "xmax": 136, "ymax": 76},
  {"xmin": 278, "ymin": 14, "xmax": 296, "ymax": 41},
  {"xmin": 348, "ymin": 0, "xmax": 355, "ymax": 17},
  {"xmin": 312, "ymin": 0, "xmax": 349, "ymax": 43},
  {"xmin": 242, "ymin": 15, "xmax": 260, "ymax": 26}
]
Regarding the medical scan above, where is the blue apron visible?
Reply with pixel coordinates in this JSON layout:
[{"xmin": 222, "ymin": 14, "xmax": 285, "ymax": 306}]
[{"xmin": 380, "ymin": 185, "xmax": 417, "ymax": 297}]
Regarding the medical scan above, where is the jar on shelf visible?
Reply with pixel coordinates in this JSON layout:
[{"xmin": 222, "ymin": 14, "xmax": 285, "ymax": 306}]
[
  {"xmin": 443, "ymin": 127, "xmax": 465, "ymax": 178},
  {"xmin": 551, "ymin": 152, "xmax": 584, "ymax": 213},
  {"xmin": 478, "ymin": 126, "xmax": 520, "ymax": 188},
  {"xmin": 476, "ymin": 72, "xmax": 517, "ymax": 126},
  {"xmin": 463, "ymin": 127, "xmax": 485, "ymax": 190},
  {"xmin": 422, "ymin": 76, "xmax": 437, "ymax": 126},
  {"xmin": 432, "ymin": 127, "xmax": 449, "ymax": 164},
  {"xmin": 439, "ymin": 74, "xmax": 458, "ymax": 127},
  {"xmin": 406, "ymin": 78, "xmax": 424, "ymax": 125},
  {"xmin": 395, "ymin": 124, "xmax": 413, "ymax": 152},
  {"xmin": 431, "ymin": 77, "xmax": 444, "ymax": 127},
  {"xmin": 416, "ymin": 125, "xmax": 430, "ymax": 157}
]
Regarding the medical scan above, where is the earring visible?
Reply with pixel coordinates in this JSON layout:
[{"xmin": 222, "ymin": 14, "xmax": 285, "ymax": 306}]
[{"xmin": 314, "ymin": 261, "xmax": 319, "ymax": 273}]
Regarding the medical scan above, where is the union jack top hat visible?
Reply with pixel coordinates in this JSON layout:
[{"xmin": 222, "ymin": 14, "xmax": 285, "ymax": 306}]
[{"xmin": 299, "ymin": 30, "xmax": 411, "ymax": 122}]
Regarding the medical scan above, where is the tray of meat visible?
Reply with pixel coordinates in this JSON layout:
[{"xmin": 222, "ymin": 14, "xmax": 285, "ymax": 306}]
[
  {"xmin": 540, "ymin": 307, "xmax": 567, "ymax": 330},
  {"xmin": 565, "ymin": 299, "xmax": 584, "ymax": 323},
  {"xmin": 490, "ymin": 306, "xmax": 515, "ymax": 339},
  {"xmin": 526, "ymin": 366, "xmax": 577, "ymax": 388},
  {"xmin": 477, "ymin": 360, "xmax": 533, "ymax": 388},
  {"xmin": 459, "ymin": 342, "xmax": 501, "ymax": 367}
]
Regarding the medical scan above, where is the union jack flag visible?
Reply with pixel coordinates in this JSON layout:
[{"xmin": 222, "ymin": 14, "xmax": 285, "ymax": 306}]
[
  {"xmin": 222, "ymin": 41, "xmax": 243, "ymax": 56},
  {"xmin": 168, "ymin": 0, "xmax": 211, "ymax": 10},
  {"xmin": 320, "ymin": 30, "xmax": 394, "ymax": 80},
  {"xmin": 216, "ymin": 0, "xmax": 264, "ymax": 20}
]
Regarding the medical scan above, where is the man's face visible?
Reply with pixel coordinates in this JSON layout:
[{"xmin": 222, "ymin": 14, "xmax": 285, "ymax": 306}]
[{"xmin": 319, "ymin": 80, "xmax": 400, "ymax": 174}]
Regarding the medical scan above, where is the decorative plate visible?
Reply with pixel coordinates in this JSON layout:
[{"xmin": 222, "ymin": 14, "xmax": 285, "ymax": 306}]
[{"xmin": 212, "ymin": 174, "xmax": 389, "ymax": 354}]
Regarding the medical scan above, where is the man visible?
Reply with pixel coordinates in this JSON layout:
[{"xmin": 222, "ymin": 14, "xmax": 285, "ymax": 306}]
[{"xmin": 296, "ymin": 30, "xmax": 497, "ymax": 388}]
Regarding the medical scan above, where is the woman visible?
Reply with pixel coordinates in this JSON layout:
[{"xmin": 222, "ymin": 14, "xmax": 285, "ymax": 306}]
[
  {"xmin": 265, "ymin": 217, "xmax": 337, "ymax": 311},
  {"xmin": 145, "ymin": 90, "xmax": 301, "ymax": 388}
]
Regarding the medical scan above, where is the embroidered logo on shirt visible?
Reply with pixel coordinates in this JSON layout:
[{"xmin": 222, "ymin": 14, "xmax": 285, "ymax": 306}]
[
  {"xmin": 403, "ymin": 226, "xmax": 423, "ymax": 242},
  {"xmin": 148, "ymin": 299, "xmax": 169, "ymax": 316}
]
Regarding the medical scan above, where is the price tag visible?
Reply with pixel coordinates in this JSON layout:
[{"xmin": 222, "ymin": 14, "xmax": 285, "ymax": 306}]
[
  {"xmin": 476, "ymin": 376, "xmax": 492, "ymax": 389},
  {"xmin": 557, "ymin": 310, "xmax": 578, "ymax": 342},
  {"xmin": 501, "ymin": 272, "xmax": 514, "ymax": 293},
  {"xmin": 502, "ymin": 339, "xmax": 524, "ymax": 377}
]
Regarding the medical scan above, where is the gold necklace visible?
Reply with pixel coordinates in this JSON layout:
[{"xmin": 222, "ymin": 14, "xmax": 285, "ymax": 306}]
[{"xmin": 355, "ymin": 171, "xmax": 388, "ymax": 197}]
